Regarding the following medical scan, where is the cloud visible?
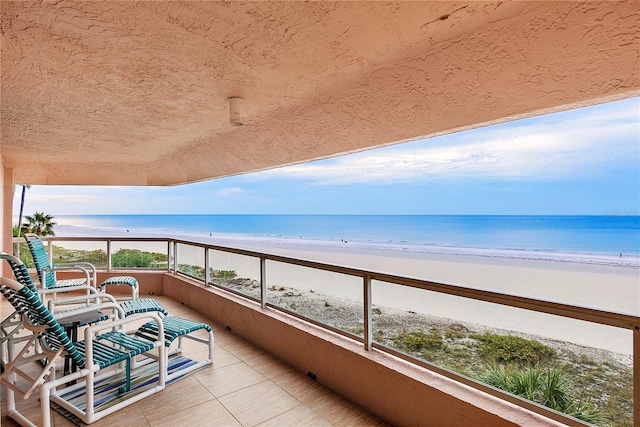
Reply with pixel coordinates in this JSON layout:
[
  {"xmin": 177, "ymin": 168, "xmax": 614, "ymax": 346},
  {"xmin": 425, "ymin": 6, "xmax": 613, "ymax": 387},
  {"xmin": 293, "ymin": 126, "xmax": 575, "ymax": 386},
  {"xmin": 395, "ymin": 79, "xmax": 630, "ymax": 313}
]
[
  {"xmin": 215, "ymin": 187, "xmax": 244, "ymax": 197},
  {"xmin": 21, "ymin": 193, "xmax": 106, "ymax": 203},
  {"xmin": 261, "ymin": 99, "xmax": 639, "ymax": 185}
]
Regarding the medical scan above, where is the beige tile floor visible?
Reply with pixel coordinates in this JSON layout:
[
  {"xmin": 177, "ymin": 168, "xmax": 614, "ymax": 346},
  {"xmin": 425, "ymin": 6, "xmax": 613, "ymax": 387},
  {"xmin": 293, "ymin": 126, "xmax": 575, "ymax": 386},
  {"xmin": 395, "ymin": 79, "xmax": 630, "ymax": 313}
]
[{"xmin": 1, "ymin": 295, "xmax": 389, "ymax": 426}]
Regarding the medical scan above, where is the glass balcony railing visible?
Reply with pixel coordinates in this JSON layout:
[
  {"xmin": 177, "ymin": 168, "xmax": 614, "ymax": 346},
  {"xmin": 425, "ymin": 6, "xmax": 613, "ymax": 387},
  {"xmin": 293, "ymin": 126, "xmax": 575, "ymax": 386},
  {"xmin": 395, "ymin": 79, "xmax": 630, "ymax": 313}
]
[
  {"xmin": 265, "ymin": 259, "xmax": 364, "ymax": 337},
  {"xmin": 207, "ymin": 248, "xmax": 261, "ymax": 300},
  {"xmin": 176, "ymin": 242, "xmax": 205, "ymax": 279},
  {"xmin": 16, "ymin": 236, "xmax": 639, "ymax": 427}
]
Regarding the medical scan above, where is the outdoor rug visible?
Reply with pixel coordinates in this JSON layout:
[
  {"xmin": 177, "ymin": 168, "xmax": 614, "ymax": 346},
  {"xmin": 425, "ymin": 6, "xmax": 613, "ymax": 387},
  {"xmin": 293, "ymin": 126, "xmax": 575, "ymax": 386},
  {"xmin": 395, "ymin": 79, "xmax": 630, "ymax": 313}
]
[{"xmin": 52, "ymin": 355, "xmax": 201, "ymax": 426}]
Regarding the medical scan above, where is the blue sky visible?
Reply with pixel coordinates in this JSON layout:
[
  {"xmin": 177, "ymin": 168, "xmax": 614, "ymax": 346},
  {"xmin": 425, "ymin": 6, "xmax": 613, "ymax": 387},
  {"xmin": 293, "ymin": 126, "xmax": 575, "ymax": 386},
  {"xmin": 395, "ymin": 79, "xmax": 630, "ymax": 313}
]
[{"xmin": 15, "ymin": 97, "xmax": 639, "ymax": 216}]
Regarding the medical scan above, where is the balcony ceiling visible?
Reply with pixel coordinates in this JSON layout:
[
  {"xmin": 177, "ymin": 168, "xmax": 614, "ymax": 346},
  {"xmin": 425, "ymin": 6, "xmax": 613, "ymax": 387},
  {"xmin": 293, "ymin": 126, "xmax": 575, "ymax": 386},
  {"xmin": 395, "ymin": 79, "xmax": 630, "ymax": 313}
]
[{"xmin": 1, "ymin": 1, "xmax": 638, "ymax": 186}]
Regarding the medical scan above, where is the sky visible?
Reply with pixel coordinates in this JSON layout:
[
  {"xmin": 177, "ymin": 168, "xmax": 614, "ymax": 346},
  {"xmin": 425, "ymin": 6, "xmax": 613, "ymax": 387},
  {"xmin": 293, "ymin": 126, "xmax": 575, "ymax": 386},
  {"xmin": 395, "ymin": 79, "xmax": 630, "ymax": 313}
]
[{"xmin": 14, "ymin": 97, "xmax": 640, "ymax": 217}]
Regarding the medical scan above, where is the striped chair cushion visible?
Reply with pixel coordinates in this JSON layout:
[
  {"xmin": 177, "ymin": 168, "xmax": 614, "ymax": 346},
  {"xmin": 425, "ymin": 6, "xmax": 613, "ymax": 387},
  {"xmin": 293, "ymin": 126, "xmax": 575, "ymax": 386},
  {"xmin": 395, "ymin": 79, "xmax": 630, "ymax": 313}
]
[
  {"xmin": 134, "ymin": 316, "xmax": 212, "ymax": 347},
  {"xmin": 99, "ymin": 276, "xmax": 138, "ymax": 289}
]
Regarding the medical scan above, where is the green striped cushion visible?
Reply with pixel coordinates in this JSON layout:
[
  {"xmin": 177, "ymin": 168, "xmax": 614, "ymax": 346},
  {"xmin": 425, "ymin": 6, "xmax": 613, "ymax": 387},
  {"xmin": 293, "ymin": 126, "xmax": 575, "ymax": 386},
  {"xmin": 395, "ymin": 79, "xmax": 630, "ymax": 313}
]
[
  {"xmin": 99, "ymin": 276, "xmax": 138, "ymax": 288},
  {"xmin": 134, "ymin": 316, "xmax": 212, "ymax": 347},
  {"xmin": 25, "ymin": 236, "xmax": 57, "ymax": 288},
  {"xmin": 120, "ymin": 298, "xmax": 168, "ymax": 317},
  {"xmin": 91, "ymin": 331, "xmax": 157, "ymax": 367}
]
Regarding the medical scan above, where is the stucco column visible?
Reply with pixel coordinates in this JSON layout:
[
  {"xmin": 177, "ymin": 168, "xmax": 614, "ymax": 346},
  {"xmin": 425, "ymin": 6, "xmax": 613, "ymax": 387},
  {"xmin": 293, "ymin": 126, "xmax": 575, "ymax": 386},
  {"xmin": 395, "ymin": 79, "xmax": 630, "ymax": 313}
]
[{"xmin": 2, "ymin": 164, "xmax": 15, "ymax": 277}]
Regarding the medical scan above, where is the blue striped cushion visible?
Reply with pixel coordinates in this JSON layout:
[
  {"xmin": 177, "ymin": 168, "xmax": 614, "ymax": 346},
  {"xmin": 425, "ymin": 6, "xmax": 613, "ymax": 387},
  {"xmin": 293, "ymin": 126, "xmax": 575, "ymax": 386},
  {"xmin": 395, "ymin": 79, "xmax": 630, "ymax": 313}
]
[
  {"xmin": 120, "ymin": 298, "xmax": 168, "ymax": 317},
  {"xmin": 99, "ymin": 276, "xmax": 138, "ymax": 288},
  {"xmin": 134, "ymin": 316, "xmax": 212, "ymax": 347}
]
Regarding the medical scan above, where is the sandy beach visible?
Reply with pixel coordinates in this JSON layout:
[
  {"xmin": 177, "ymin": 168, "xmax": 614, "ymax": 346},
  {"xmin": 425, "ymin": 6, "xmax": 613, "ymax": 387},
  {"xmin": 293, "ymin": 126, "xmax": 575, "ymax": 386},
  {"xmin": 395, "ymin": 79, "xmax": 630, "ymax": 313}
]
[
  {"xmin": 225, "ymin": 236, "xmax": 638, "ymax": 356},
  {"xmin": 55, "ymin": 226, "xmax": 640, "ymax": 356}
]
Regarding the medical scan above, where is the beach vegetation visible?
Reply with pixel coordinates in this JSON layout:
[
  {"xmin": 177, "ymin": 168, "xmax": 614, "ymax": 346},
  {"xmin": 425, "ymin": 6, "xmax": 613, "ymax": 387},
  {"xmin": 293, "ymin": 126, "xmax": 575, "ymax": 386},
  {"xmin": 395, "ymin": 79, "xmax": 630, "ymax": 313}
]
[
  {"xmin": 178, "ymin": 263, "xmax": 205, "ymax": 279},
  {"xmin": 564, "ymin": 353, "xmax": 633, "ymax": 427},
  {"xmin": 472, "ymin": 333, "xmax": 556, "ymax": 365},
  {"xmin": 49, "ymin": 246, "xmax": 168, "ymax": 269},
  {"xmin": 112, "ymin": 249, "xmax": 154, "ymax": 268},
  {"xmin": 211, "ymin": 270, "xmax": 237, "ymax": 280},
  {"xmin": 444, "ymin": 323, "xmax": 468, "ymax": 340},
  {"xmin": 478, "ymin": 365, "xmax": 606, "ymax": 425},
  {"xmin": 53, "ymin": 246, "xmax": 107, "ymax": 266},
  {"xmin": 392, "ymin": 328, "xmax": 444, "ymax": 353},
  {"xmin": 383, "ymin": 325, "xmax": 629, "ymax": 426},
  {"xmin": 351, "ymin": 325, "xmax": 364, "ymax": 335}
]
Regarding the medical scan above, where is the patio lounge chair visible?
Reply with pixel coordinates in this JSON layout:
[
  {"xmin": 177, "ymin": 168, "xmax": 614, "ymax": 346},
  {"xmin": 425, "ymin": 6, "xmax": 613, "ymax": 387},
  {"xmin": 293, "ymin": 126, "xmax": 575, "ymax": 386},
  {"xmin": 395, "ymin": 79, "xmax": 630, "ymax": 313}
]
[
  {"xmin": 0, "ymin": 276, "xmax": 166, "ymax": 426},
  {"xmin": 0, "ymin": 253, "xmax": 167, "ymax": 368},
  {"xmin": 23, "ymin": 233, "xmax": 98, "ymax": 293},
  {"xmin": 1, "ymin": 253, "xmax": 214, "ymax": 414},
  {"xmin": 25, "ymin": 234, "xmax": 149, "ymax": 302}
]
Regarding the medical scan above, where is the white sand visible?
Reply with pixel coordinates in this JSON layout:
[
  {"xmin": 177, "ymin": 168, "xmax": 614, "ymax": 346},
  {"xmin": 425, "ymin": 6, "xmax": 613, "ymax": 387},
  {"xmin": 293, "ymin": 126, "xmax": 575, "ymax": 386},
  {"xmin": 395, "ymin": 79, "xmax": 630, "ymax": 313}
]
[{"xmin": 54, "ymin": 225, "xmax": 640, "ymax": 355}]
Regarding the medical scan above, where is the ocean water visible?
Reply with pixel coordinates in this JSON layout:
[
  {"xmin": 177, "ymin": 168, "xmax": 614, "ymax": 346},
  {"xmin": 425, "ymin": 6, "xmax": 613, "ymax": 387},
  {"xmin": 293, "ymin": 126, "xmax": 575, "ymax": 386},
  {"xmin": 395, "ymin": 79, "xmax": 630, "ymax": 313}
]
[{"xmin": 54, "ymin": 215, "xmax": 640, "ymax": 257}]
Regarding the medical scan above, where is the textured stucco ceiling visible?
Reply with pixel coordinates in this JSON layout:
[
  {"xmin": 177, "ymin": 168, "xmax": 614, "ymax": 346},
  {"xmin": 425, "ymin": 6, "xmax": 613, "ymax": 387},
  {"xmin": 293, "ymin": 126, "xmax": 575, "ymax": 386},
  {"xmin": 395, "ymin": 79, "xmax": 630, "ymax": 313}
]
[{"xmin": 1, "ymin": 1, "xmax": 638, "ymax": 186}]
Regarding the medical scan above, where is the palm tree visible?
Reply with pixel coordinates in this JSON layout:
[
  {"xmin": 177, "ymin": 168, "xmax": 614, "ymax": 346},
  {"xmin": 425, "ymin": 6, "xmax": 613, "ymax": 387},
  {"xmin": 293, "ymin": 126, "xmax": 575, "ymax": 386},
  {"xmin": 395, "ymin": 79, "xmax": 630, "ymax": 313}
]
[
  {"xmin": 23, "ymin": 212, "xmax": 57, "ymax": 236},
  {"xmin": 16, "ymin": 184, "xmax": 30, "ymax": 238}
]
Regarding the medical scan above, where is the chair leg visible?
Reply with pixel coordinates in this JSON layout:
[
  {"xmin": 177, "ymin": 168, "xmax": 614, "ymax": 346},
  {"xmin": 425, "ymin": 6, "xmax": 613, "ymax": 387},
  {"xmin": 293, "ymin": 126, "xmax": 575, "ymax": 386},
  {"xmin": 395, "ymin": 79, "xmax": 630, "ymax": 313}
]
[
  {"xmin": 118, "ymin": 358, "xmax": 132, "ymax": 393},
  {"xmin": 85, "ymin": 366, "xmax": 95, "ymax": 422},
  {"xmin": 5, "ymin": 370, "xmax": 39, "ymax": 427},
  {"xmin": 40, "ymin": 384, "xmax": 52, "ymax": 427},
  {"xmin": 1, "ymin": 311, "xmax": 24, "ymax": 365},
  {"xmin": 6, "ymin": 371, "xmax": 18, "ymax": 419}
]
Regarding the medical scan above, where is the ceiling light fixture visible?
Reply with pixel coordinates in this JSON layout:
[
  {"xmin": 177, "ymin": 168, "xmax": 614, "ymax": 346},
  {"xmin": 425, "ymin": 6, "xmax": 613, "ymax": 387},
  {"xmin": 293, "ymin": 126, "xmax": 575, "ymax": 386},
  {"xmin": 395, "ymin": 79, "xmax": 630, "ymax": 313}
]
[{"xmin": 228, "ymin": 97, "xmax": 244, "ymax": 126}]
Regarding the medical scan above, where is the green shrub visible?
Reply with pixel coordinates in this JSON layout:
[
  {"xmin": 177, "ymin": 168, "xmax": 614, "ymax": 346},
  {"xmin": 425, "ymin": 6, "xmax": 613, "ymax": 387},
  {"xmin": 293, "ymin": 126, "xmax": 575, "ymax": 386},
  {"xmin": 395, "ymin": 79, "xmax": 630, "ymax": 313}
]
[
  {"xmin": 113, "ymin": 249, "xmax": 154, "ymax": 268},
  {"xmin": 444, "ymin": 323, "xmax": 469, "ymax": 340},
  {"xmin": 210, "ymin": 269, "xmax": 237, "ymax": 280},
  {"xmin": 477, "ymin": 365, "xmax": 605, "ymax": 424},
  {"xmin": 53, "ymin": 246, "xmax": 108, "ymax": 266},
  {"xmin": 392, "ymin": 328, "xmax": 443, "ymax": 353},
  {"xmin": 177, "ymin": 263, "xmax": 205, "ymax": 279},
  {"xmin": 111, "ymin": 249, "xmax": 167, "ymax": 268},
  {"xmin": 473, "ymin": 333, "xmax": 555, "ymax": 365}
]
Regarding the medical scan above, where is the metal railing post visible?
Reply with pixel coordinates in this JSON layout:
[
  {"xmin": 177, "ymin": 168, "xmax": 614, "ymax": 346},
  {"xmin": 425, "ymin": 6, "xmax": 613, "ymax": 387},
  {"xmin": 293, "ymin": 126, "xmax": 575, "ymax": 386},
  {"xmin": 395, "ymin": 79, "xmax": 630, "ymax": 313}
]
[
  {"xmin": 47, "ymin": 239, "xmax": 53, "ymax": 266},
  {"xmin": 260, "ymin": 256, "xmax": 267, "ymax": 309},
  {"xmin": 172, "ymin": 241, "xmax": 177, "ymax": 273},
  {"xmin": 204, "ymin": 247, "xmax": 210, "ymax": 287},
  {"xmin": 634, "ymin": 326, "xmax": 639, "ymax": 427},
  {"xmin": 364, "ymin": 274, "xmax": 372, "ymax": 350},
  {"xmin": 106, "ymin": 239, "xmax": 112, "ymax": 271}
]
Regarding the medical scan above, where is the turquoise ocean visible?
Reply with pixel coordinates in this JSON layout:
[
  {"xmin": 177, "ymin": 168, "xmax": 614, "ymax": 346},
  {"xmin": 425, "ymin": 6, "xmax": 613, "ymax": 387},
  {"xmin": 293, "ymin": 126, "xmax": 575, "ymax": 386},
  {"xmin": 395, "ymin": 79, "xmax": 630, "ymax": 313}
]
[{"xmin": 54, "ymin": 215, "xmax": 640, "ymax": 258}]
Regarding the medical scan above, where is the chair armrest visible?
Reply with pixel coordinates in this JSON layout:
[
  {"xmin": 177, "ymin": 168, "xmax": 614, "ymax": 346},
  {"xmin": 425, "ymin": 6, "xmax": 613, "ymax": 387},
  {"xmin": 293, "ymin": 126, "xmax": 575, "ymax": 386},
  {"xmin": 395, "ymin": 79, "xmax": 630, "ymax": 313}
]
[
  {"xmin": 48, "ymin": 293, "xmax": 120, "ymax": 317},
  {"xmin": 37, "ymin": 284, "xmax": 98, "ymax": 296},
  {"xmin": 53, "ymin": 301, "xmax": 125, "ymax": 321},
  {"xmin": 42, "ymin": 265, "xmax": 92, "ymax": 287},
  {"xmin": 54, "ymin": 262, "xmax": 98, "ymax": 287}
]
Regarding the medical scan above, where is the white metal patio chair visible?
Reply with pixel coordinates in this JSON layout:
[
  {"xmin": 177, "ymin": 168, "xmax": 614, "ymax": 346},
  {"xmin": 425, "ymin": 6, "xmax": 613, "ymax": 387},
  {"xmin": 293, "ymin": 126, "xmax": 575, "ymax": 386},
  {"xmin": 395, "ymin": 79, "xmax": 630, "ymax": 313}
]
[
  {"xmin": 0, "ymin": 253, "xmax": 167, "ymax": 375},
  {"xmin": 23, "ymin": 233, "xmax": 98, "ymax": 294},
  {"xmin": 0, "ymin": 276, "xmax": 167, "ymax": 426}
]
